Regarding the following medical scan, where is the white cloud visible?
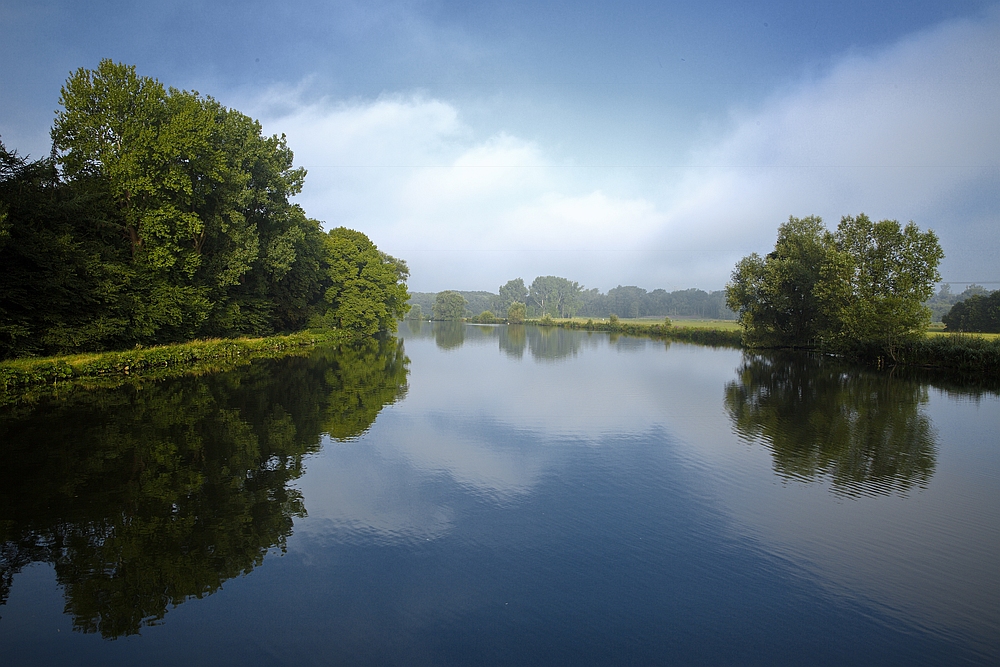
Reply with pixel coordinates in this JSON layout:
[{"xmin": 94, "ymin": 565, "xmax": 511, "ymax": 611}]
[
  {"xmin": 650, "ymin": 10, "xmax": 1000, "ymax": 284},
  {"xmin": 248, "ymin": 10, "xmax": 1000, "ymax": 292}
]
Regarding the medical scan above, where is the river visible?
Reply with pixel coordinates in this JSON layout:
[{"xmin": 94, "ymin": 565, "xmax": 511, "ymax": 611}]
[{"xmin": 1, "ymin": 322, "xmax": 997, "ymax": 665}]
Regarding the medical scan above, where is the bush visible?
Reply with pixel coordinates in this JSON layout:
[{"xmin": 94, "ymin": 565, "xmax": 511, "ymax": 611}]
[{"xmin": 469, "ymin": 310, "xmax": 500, "ymax": 324}]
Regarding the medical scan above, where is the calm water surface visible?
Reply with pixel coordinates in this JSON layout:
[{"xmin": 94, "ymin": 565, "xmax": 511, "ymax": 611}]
[{"xmin": 1, "ymin": 323, "xmax": 998, "ymax": 665}]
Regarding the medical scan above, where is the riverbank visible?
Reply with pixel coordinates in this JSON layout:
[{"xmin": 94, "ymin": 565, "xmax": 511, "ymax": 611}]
[
  {"xmin": 527, "ymin": 317, "xmax": 743, "ymax": 348},
  {"xmin": 839, "ymin": 334, "xmax": 1000, "ymax": 375},
  {"xmin": 526, "ymin": 317, "xmax": 1000, "ymax": 376},
  {"xmin": 0, "ymin": 330, "xmax": 348, "ymax": 401}
]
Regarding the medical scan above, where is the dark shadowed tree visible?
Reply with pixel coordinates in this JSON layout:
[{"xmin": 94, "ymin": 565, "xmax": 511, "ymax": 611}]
[{"xmin": 725, "ymin": 215, "xmax": 828, "ymax": 347}]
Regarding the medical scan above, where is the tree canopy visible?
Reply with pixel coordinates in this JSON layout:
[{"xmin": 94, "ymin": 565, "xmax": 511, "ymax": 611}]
[
  {"xmin": 0, "ymin": 60, "xmax": 408, "ymax": 358},
  {"xmin": 498, "ymin": 278, "xmax": 528, "ymax": 314},
  {"xmin": 943, "ymin": 290, "xmax": 1000, "ymax": 333},
  {"xmin": 529, "ymin": 275, "xmax": 581, "ymax": 317},
  {"xmin": 726, "ymin": 214, "xmax": 943, "ymax": 355},
  {"xmin": 725, "ymin": 216, "xmax": 829, "ymax": 348},
  {"xmin": 318, "ymin": 227, "xmax": 409, "ymax": 335},
  {"xmin": 432, "ymin": 291, "xmax": 468, "ymax": 321}
]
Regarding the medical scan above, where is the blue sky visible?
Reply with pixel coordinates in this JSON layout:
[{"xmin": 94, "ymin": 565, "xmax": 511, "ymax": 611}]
[{"xmin": 2, "ymin": 0, "xmax": 998, "ymax": 292}]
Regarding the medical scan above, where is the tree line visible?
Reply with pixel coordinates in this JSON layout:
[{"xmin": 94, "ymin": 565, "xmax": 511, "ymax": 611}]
[
  {"xmin": 408, "ymin": 279, "xmax": 734, "ymax": 321},
  {"xmin": 0, "ymin": 61, "xmax": 409, "ymax": 360}
]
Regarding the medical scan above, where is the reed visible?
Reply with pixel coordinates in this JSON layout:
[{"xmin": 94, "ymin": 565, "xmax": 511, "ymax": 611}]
[{"xmin": 839, "ymin": 334, "xmax": 1000, "ymax": 375}]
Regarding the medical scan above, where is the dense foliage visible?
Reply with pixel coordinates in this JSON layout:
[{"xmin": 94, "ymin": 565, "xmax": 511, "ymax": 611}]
[
  {"xmin": 926, "ymin": 283, "xmax": 989, "ymax": 322},
  {"xmin": 725, "ymin": 216, "xmax": 829, "ymax": 347},
  {"xmin": 726, "ymin": 214, "xmax": 943, "ymax": 356},
  {"xmin": 0, "ymin": 61, "xmax": 407, "ymax": 359},
  {"xmin": 432, "ymin": 290, "xmax": 468, "ymax": 320},
  {"xmin": 942, "ymin": 290, "xmax": 1000, "ymax": 332},
  {"xmin": 315, "ymin": 227, "xmax": 409, "ymax": 335}
]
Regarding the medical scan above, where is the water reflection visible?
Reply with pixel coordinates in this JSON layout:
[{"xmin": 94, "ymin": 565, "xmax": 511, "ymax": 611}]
[
  {"xmin": 408, "ymin": 321, "xmax": 590, "ymax": 361},
  {"xmin": 0, "ymin": 338, "xmax": 408, "ymax": 637},
  {"xmin": 433, "ymin": 321, "xmax": 466, "ymax": 350},
  {"xmin": 499, "ymin": 324, "xmax": 526, "ymax": 359},
  {"xmin": 724, "ymin": 352, "xmax": 937, "ymax": 496}
]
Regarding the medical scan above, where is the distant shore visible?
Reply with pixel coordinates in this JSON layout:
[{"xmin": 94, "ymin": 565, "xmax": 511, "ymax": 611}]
[{"xmin": 523, "ymin": 316, "xmax": 1000, "ymax": 376}]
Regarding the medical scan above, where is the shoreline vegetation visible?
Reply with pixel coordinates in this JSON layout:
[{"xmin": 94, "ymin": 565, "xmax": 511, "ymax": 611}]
[
  {"xmin": 525, "ymin": 316, "xmax": 744, "ymax": 348},
  {"xmin": 518, "ymin": 316, "xmax": 1000, "ymax": 376},
  {"xmin": 0, "ymin": 330, "xmax": 347, "ymax": 402},
  {"xmin": 1, "ymin": 61, "xmax": 409, "ymax": 363}
]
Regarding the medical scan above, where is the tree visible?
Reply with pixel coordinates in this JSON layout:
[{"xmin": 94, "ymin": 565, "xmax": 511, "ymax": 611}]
[
  {"xmin": 498, "ymin": 278, "xmax": 528, "ymax": 313},
  {"xmin": 48, "ymin": 60, "xmax": 331, "ymax": 345},
  {"xmin": 319, "ymin": 227, "xmax": 409, "ymax": 335},
  {"xmin": 607, "ymin": 285, "xmax": 647, "ymax": 319},
  {"xmin": 816, "ymin": 214, "xmax": 942, "ymax": 354},
  {"xmin": 529, "ymin": 275, "xmax": 581, "ymax": 317},
  {"xmin": 725, "ymin": 216, "xmax": 829, "ymax": 347},
  {"xmin": 942, "ymin": 291, "xmax": 1000, "ymax": 333},
  {"xmin": 0, "ymin": 139, "xmax": 135, "ymax": 357},
  {"xmin": 507, "ymin": 301, "xmax": 526, "ymax": 324},
  {"xmin": 432, "ymin": 291, "xmax": 467, "ymax": 320},
  {"xmin": 727, "ymin": 213, "xmax": 943, "ymax": 356}
]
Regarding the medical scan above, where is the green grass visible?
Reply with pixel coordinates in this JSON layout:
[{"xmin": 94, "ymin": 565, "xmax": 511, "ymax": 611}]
[
  {"xmin": 0, "ymin": 330, "xmax": 347, "ymax": 400},
  {"xmin": 554, "ymin": 317, "xmax": 740, "ymax": 330},
  {"xmin": 926, "ymin": 330, "xmax": 1000, "ymax": 340},
  {"xmin": 532, "ymin": 317, "xmax": 743, "ymax": 348}
]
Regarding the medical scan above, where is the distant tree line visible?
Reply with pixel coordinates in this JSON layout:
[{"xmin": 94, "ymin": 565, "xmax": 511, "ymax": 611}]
[
  {"xmin": 0, "ymin": 61, "xmax": 408, "ymax": 359},
  {"xmin": 409, "ymin": 278, "xmax": 734, "ymax": 321}
]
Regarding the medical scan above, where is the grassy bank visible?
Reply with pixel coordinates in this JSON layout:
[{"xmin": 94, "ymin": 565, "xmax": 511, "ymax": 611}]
[
  {"xmin": 840, "ymin": 334, "xmax": 1000, "ymax": 375},
  {"xmin": 528, "ymin": 317, "xmax": 743, "ymax": 348},
  {"xmin": 0, "ymin": 330, "xmax": 347, "ymax": 399},
  {"xmin": 526, "ymin": 317, "xmax": 999, "ymax": 376}
]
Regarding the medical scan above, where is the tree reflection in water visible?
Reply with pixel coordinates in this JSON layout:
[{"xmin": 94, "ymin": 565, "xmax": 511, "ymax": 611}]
[
  {"xmin": 499, "ymin": 324, "xmax": 526, "ymax": 359},
  {"xmin": 0, "ymin": 338, "xmax": 408, "ymax": 637},
  {"xmin": 433, "ymin": 321, "xmax": 466, "ymax": 350},
  {"xmin": 724, "ymin": 352, "xmax": 937, "ymax": 497}
]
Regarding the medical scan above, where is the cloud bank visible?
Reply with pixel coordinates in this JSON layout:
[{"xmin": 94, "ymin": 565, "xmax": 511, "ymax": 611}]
[{"xmin": 250, "ymin": 10, "xmax": 1000, "ymax": 292}]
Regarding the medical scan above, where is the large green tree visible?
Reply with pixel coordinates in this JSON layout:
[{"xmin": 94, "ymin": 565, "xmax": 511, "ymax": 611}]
[
  {"xmin": 725, "ymin": 216, "xmax": 829, "ymax": 347},
  {"xmin": 48, "ymin": 60, "xmax": 330, "ymax": 345},
  {"xmin": 727, "ymin": 214, "xmax": 942, "ymax": 355},
  {"xmin": 0, "ymin": 140, "xmax": 133, "ymax": 356},
  {"xmin": 816, "ymin": 214, "xmax": 942, "ymax": 354},
  {"xmin": 529, "ymin": 275, "xmax": 581, "ymax": 317},
  {"xmin": 432, "ymin": 291, "xmax": 467, "ymax": 320},
  {"xmin": 942, "ymin": 290, "xmax": 1000, "ymax": 333},
  {"xmin": 318, "ymin": 227, "xmax": 410, "ymax": 335},
  {"xmin": 498, "ymin": 278, "xmax": 528, "ymax": 314}
]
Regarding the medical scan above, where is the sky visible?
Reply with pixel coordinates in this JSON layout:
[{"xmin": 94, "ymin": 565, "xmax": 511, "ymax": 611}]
[{"xmin": 2, "ymin": 0, "xmax": 998, "ymax": 293}]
